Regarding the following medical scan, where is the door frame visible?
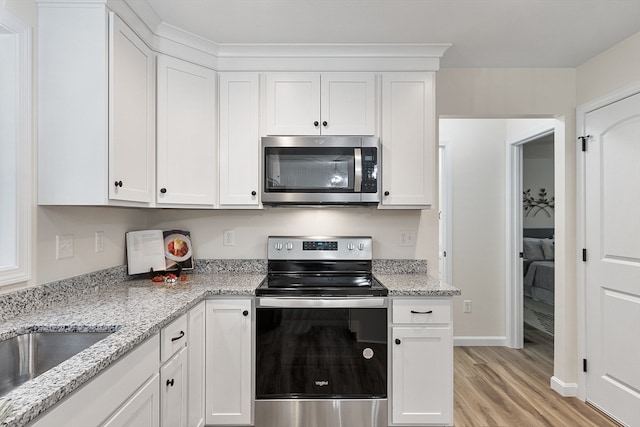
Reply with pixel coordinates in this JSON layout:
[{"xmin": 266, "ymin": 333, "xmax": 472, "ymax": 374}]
[
  {"xmin": 505, "ymin": 125, "xmax": 555, "ymax": 349},
  {"xmin": 439, "ymin": 140, "xmax": 453, "ymax": 285},
  {"xmin": 575, "ymin": 81, "xmax": 640, "ymax": 400}
]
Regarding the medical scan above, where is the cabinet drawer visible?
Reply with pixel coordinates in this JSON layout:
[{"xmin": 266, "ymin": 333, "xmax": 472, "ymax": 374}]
[
  {"xmin": 392, "ymin": 299, "xmax": 451, "ymax": 325},
  {"xmin": 161, "ymin": 313, "xmax": 187, "ymax": 363}
]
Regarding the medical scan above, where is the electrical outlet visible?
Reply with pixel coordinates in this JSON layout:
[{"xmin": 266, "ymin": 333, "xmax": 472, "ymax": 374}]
[
  {"xmin": 223, "ymin": 229, "xmax": 235, "ymax": 246},
  {"xmin": 95, "ymin": 231, "xmax": 104, "ymax": 253},
  {"xmin": 463, "ymin": 300, "xmax": 472, "ymax": 313},
  {"xmin": 398, "ymin": 230, "xmax": 417, "ymax": 247},
  {"xmin": 56, "ymin": 234, "xmax": 74, "ymax": 259}
]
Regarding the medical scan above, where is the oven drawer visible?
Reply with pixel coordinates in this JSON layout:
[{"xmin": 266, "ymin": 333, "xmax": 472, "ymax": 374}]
[{"xmin": 392, "ymin": 299, "xmax": 451, "ymax": 325}]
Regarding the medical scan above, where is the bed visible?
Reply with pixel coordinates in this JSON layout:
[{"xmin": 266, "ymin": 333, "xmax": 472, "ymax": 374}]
[{"xmin": 523, "ymin": 228, "xmax": 554, "ymax": 306}]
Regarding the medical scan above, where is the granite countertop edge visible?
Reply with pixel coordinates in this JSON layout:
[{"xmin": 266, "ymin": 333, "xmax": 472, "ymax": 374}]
[{"xmin": 0, "ymin": 268, "xmax": 458, "ymax": 427}]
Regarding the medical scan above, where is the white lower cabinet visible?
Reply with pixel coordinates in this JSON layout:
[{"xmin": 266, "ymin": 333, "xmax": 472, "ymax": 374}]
[
  {"xmin": 161, "ymin": 346, "xmax": 188, "ymax": 427},
  {"xmin": 102, "ymin": 374, "xmax": 160, "ymax": 427},
  {"xmin": 205, "ymin": 299, "xmax": 253, "ymax": 425},
  {"xmin": 390, "ymin": 298, "xmax": 453, "ymax": 426},
  {"xmin": 29, "ymin": 335, "xmax": 160, "ymax": 427}
]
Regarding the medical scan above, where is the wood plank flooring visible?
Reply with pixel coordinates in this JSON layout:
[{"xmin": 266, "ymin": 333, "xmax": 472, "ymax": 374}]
[{"xmin": 453, "ymin": 325, "xmax": 620, "ymax": 427}]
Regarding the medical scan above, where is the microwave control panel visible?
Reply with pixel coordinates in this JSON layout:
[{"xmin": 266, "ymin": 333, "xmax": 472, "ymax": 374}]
[{"xmin": 361, "ymin": 147, "xmax": 378, "ymax": 193}]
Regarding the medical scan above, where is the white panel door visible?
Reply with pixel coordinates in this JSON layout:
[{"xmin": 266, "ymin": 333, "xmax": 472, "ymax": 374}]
[
  {"xmin": 585, "ymin": 92, "xmax": 640, "ymax": 427},
  {"xmin": 320, "ymin": 73, "xmax": 375, "ymax": 135},
  {"xmin": 109, "ymin": 13, "xmax": 155, "ymax": 203},
  {"xmin": 161, "ymin": 347, "xmax": 188, "ymax": 427},
  {"xmin": 391, "ymin": 327, "xmax": 452, "ymax": 425},
  {"xmin": 156, "ymin": 55, "xmax": 216, "ymax": 206},
  {"xmin": 102, "ymin": 374, "xmax": 160, "ymax": 427},
  {"xmin": 266, "ymin": 73, "xmax": 320, "ymax": 135},
  {"xmin": 381, "ymin": 72, "xmax": 436, "ymax": 207},
  {"xmin": 205, "ymin": 299, "xmax": 252, "ymax": 425},
  {"xmin": 219, "ymin": 72, "xmax": 260, "ymax": 207}
]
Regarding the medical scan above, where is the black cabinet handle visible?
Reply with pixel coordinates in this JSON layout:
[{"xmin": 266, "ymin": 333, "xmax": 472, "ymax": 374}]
[
  {"xmin": 251, "ymin": 191, "xmax": 257, "ymax": 196},
  {"xmin": 384, "ymin": 191, "xmax": 390, "ymax": 196},
  {"xmin": 171, "ymin": 330, "xmax": 185, "ymax": 342},
  {"xmin": 166, "ymin": 378, "xmax": 174, "ymax": 387},
  {"xmin": 411, "ymin": 310, "xmax": 433, "ymax": 314},
  {"xmin": 114, "ymin": 181, "xmax": 123, "ymax": 188},
  {"xmin": 313, "ymin": 121, "xmax": 319, "ymax": 127},
  {"xmin": 322, "ymin": 121, "xmax": 328, "ymax": 127},
  {"xmin": 242, "ymin": 310, "xmax": 249, "ymax": 317},
  {"xmin": 160, "ymin": 188, "xmax": 167, "ymax": 194},
  {"xmin": 395, "ymin": 338, "xmax": 401, "ymax": 345}
]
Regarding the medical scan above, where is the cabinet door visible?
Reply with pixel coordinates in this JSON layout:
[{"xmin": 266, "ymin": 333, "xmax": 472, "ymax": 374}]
[
  {"xmin": 219, "ymin": 73, "xmax": 260, "ymax": 207},
  {"xmin": 321, "ymin": 73, "xmax": 375, "ymax": 135},
  {"xmin": 381, "ymin": 72, "xmax": 436, "ymax": 208},
  {"xmin": 188, "ymin": 301, "xmax": 206, "ymax": 427},
  {"xmin": 266, "ymin": 73, "xmax": 321, "ymax": 135},
  {"xmin": 205, "ymin": 299, "xmax": 252, "ymax": 425},
  {"xmin": 102, "ymin": 374, "xmax": 160, "ymax": 427},
  {"xmin": 161, "ymin": 346, "xmax": 188, "ymax": 427},
  {"xmin": 156, "ymin": 55, "xmax": 216, "ymax": 206},
  {"xmin": 109, "ymin": 13, "xmax": 155, "ymax": 203},
  {"xmin": 391, "ymin": 327, "xmax": 452, "ymax": 425}
]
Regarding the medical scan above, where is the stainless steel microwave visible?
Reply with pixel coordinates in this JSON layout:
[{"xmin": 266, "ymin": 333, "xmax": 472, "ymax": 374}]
[{"xmin": 262, "ymin": 136, "xmax": 380, "ymax": 205}]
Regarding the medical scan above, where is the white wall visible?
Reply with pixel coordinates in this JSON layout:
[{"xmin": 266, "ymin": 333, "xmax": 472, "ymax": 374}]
[
  {"xmin": 576, "ymin": 32, "xmax": 640, "ymax": 105},
  {"xmin": 439, "ymin": 119, "xmax": 508, "ymax": 337}
]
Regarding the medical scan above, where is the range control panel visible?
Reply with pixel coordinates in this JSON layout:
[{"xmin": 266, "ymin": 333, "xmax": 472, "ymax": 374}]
[{"xmin": 268, "ymin": 236, "xmax": 373, "ymax": 260}]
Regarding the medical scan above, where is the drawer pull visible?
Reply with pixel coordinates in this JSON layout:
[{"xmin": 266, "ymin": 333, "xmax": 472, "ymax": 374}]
[
  {"xmin": 410, "ymin": 310, "xmax": 433, "ymax": 314},
  {"xmin": 171, "ymin": 330, "xmax": 185, "ymax": 342}
]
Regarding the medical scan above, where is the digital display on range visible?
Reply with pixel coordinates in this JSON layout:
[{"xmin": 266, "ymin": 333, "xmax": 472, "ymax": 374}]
[{"xmin": 303, "ymin": 241, "xmax": 338, "ymax": 250}]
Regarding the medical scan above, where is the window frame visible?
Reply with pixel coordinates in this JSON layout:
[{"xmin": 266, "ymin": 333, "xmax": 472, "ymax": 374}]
[{"xmin": 0, "ymin": 7, "xmax": 32, "ymax": 287}]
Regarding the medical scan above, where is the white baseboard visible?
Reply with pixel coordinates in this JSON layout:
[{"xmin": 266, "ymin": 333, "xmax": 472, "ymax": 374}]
[
  {"xmin": 550, "ymin": 376, "xmax": 578, "ymax": 397},
  {"xmin": 453, "ymin": 336, "xmax": 507, "ymax": 346}
]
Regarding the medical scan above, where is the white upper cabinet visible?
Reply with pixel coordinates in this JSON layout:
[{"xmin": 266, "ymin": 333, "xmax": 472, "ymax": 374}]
[
  {"xmin": 381, "ymin": 72, "xmax": 436, "ymax": 208},
  {"xmin": 38, "ymin": 5, "xmax": 155, "ymax": 206},
  {"xmin": 109, "ymin": 14, "xmax": 155, "ymax": 203},
  {"xmin": 218, "ymin": 72, "xmax": 261, "ymax": 207},
  {"xmin": 156, "ymin": 55, "xmax": 217, "ymax": 206},
  {"xmin": 266, "ymin": 73, "xmax": 375, "ymax": 135}
]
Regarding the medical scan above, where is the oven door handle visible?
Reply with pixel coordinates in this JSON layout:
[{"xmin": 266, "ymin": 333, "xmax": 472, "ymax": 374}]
[{"xmin": 258, "ymin": 297, "xmax": 386, "ymax": 308}]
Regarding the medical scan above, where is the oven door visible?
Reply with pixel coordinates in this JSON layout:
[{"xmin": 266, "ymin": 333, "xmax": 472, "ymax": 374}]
[{"xmin": 255, "ymin": 297, "xmax": 387, "ymax": 399}]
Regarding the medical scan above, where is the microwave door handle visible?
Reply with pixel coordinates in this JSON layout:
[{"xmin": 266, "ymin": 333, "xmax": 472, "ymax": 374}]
[{"xmin": 354, "ymin": 148, "xmax": 362, "ymax": 192}]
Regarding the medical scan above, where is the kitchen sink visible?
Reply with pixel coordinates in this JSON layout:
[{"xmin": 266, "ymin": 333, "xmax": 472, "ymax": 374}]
[{"xmin": 0, "ymin": 331, "xmax": 113, "ymax": 397}]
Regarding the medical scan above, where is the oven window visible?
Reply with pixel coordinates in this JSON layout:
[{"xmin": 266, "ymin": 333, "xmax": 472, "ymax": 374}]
[
  {"xmin": 264, "ymin": 147, "xmax": 355, "ymax": 192},
  {"xmin": 256, "ymin": 307, "xmax": 387, "ymax": 398}
]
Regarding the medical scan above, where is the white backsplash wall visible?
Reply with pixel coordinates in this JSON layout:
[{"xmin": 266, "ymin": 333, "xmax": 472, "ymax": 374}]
[
  {"xmin": 147, "ymin": 208, "xmax": 438, "ymax": 264},
  {"xmin": 35, "ymin": 206, "xmax": 148, "ymax": 286}
]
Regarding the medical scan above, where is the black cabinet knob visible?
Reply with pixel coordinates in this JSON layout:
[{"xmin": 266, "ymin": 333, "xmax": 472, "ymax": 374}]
[
  {"xmin": 114, "ymin": 181, "xmax": 123, "ymax": 188},
  {"xmin": 395, "ymin": 338, "xmax": 401, "ymax": 345},
  {"xmin": 384, "ymin": 191, "xmax": 390, "ymax": 196},
  {"xmin": 313, "ymin": 121, "xmax": 319, "ymax": 127},
  {"xmin": 166, "ymin": 378, "xmax": 174, "ymax": 387},
  {"xmin": 322, "ymin": 121, "xmax": 328, "ymax": 127},
  {"xmin": 251, "ymin": 191, "xmax": 257, "ymax": 196},
  {"xmin": 242, "ymin": 310, "xmax": 249, "ymax": 317},
  {"xmin": 160, "ymin": 188, "xmax": 167, "ymax": 194}
]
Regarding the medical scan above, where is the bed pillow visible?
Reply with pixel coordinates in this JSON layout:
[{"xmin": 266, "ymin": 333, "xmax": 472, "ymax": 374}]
[
  {"xmin": 541, "ymin": 238, "xmax": 555, "ymax": 260},
  {"xmin": 523, "ymin": 238, "xmax": 545, "ymax": 261}
]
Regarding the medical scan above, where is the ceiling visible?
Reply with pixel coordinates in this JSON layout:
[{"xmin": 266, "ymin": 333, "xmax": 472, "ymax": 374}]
[{"xmin": 139, "ymin": 0, "xmax": 640, "ymax": 68}]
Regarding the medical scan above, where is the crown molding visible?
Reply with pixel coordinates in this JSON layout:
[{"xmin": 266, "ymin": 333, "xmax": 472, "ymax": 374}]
[{"xmin": 122, "ymin": 0, "xmax": 450, "ymax": 71}]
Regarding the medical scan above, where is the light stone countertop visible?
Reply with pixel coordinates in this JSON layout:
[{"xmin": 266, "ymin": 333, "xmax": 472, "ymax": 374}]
[{"xmin": 0, "ymin": 262, "xmax": 459, "ymax": 427}]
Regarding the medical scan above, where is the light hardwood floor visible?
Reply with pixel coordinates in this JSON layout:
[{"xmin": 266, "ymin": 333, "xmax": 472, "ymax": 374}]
[{"xmin": 453, "ymin": 324, "xmax": 620, "ymax": 427}]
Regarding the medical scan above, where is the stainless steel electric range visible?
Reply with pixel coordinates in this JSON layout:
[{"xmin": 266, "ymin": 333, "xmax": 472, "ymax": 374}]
[{"xmin": 255, "ymin": 236, "xmax": 388, "ymax": 427}]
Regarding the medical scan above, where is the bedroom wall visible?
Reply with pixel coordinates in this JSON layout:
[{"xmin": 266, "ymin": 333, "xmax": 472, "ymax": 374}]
[{"xmin": 523, "ymin": 138, "xmax": 554, "ymax": 229}]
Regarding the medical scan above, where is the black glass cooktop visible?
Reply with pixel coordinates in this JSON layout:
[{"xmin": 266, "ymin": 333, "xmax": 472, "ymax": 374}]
[{"xmin": 256, "ymin": 273, "xmax": 388, "ymax": 297}]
